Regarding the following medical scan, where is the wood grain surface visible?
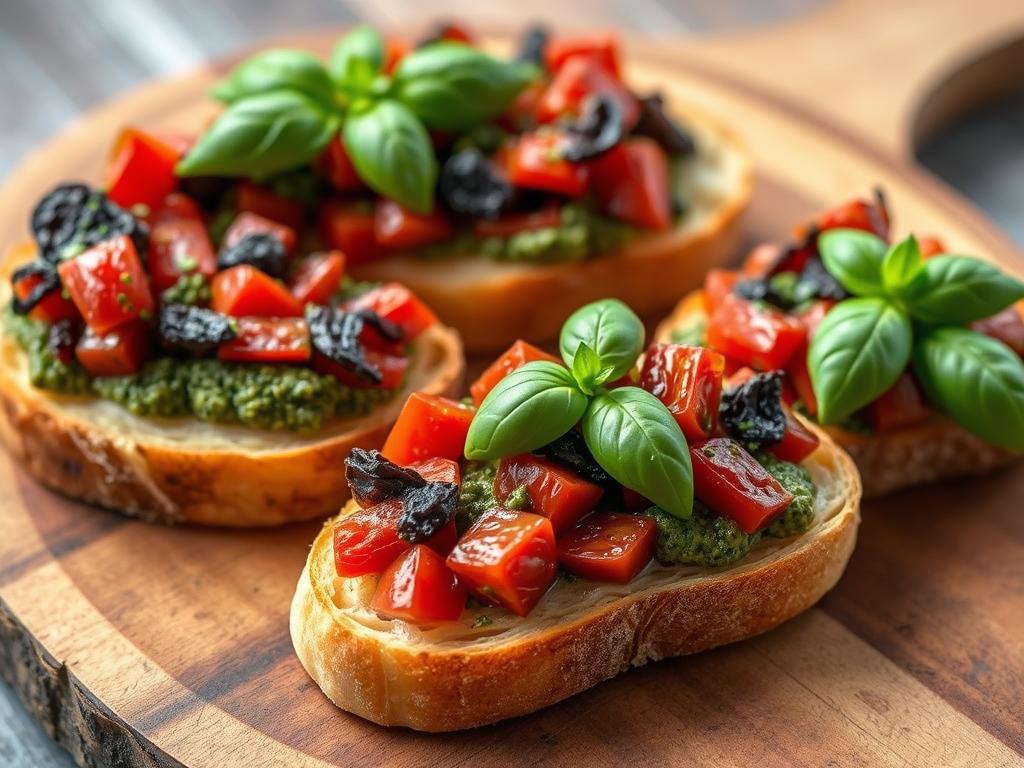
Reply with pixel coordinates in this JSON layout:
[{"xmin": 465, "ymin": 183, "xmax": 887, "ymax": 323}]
[{"xmin": 1, "ymin": 2, "xmax": 1023, "ymax": 767}]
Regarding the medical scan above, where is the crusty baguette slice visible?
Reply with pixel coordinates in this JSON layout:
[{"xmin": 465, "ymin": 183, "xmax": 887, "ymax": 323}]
[
  {"xmin": 290, "ymin": 423, "xmax": 859, "ymax": 731},
  {"xmin": 0, "ymin": 243, "xmax": 465, "ymax": 526},
  {"xmin": 654, "ymin": 290, "xmax": 1018, "ymax": 498},
  {"xmin": 352, "ymin": 105, "xmax": 752, "ymax": 354}
]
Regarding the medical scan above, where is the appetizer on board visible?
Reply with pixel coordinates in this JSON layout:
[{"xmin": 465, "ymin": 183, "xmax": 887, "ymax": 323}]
[
  {"xmin": 291, "ymin": 299, "xmax": 859, "ymax": 730},
  {"xmin": 656, "ymin": 191, "xmax": 1024, "ymax": 496}
]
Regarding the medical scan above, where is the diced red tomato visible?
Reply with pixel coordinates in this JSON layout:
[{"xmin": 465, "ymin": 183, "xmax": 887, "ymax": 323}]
[
  {"xmin": 104, "ymin": 128, "xmax": 181, "ymax": 212},
  {"xmin": 223, "ymin": 211, "xmax": 298, "ymax": 256},
  {"xmin": 473, "ymin": 203, "xmax": 561, "ymax": 238},
  {"xmin": 690, "ymin": 438, "xmax": 794, "ymax": 534},
  {"xmin": 546, "ymin": 33, "xmax": 621, "ymax": 77},
  {"xmin": 536, "ymin": 55, "xmax": 639, "ymax": 129},
  {"xmin": 706, "ymin": 294, "xmax": 806, "ymax": 371},
  {"xmin": 446, "ymin": 508, "xmax": 557, "ymax": 616},
  {"xmin": 148, "ymin": 193, "xmax": 217, "ymax": 291},
  {"xmin": 13, "ymin": 273, "xmax": 79, "ymax": 325},
  {"xmin": 315, "ymin": 347, "xmax": 409, "ymax": 390},
  {"xmin": 864, "ymin": 372, "xmax": 930, "ymax": 433},
  {"xmin": 236, "ymin": 180, "xmax": 305, "ymax": 233},
  {"xmin": 622, "ymin": 487, "xmax": 651, "ymax": 510},
  {"xmin": 640, "ymin": 344, "xmax": 725, "ymax": 441},
  {"xmin": 316, "ymin": 135, "xmax": 364, "ymax": 191},
  {"xmin": 589, "ymin": 139, "xmax": 671, "ymax": 230},
  {"xmin": 384, "ymin": 39, "xmax": 410, "ymax": 74},
  {"xmin": 344, "ymin": 283, "xmax": 438, "ymax": 340},
  {"xmin": 499, "ymin": 80, "xmax": 546, "ymax": 132},
  {"xmin": 557, "ymin": 512, "xmax": 656, "ymax": 583},
  {"xmin": 425, "ymin": 22, "xmax": 473, "ymax": 45},
  {"xmin": 210, "ymin": 265, "xmax": 302, "ymax": 318},
  {"xmin": 496, "ymin": 455, "xmax": 603, "ymax": 534},
  {"xmin": 75, "ymin": 320, "xmax": 150, "ymax": 377},
  {"xmin": 374, "ymin": 200, "xmax": 454, "ymax": 249},
  {"xmin": 469, "ymin": 339, "xmax": 561, "ymax": 405},
  {"xmin": 217, "ymin": 317, "xmax": 310, "ymax": 364},
  {"xmin": 972, "ymin": 304, "xmax": 1024, "ymax": 357},
  {"xmin": 813, "ymin": 193, "xmax": 890, "ymax": 241},
  {"xmin": 318, "ymin": 199, "xmax": 383, "ymax": 266},
  {"xmin": 769, "ymin": 406, "xmax": 821, "ymax": 463},
  {"xmin": 703, "ymin": 269, "xmax": 740, "ymax": 315},
  {"xmin": 742, "ymin": 244, "xmax": 782, "ymax": 278},
  {"xmin": 155, "ymin": 132, "xmax": 194, "ymax": 158},
  {"xmin": 918, "ymin": 235, "xmax": 947, "ymax": 259},
  {"xmin": 407, "ymin": 457, "xmax": 461, "ymax": 486},
  {"xmin": 381, "ymin": 393, "xmax": 475, "ymax": 465},
  {"xmin": 506, "ymin": 132, "xmax": 588, "ymax": 198},
  {"xmin": 372, "ymin": 545, "xmax": 466, "ymax": 622},
  {"xmin": 289, "ymin": 252, "xmax": 345, "ymax": 306},
  {"xmin": 57, "ymin": 236, "xmax": 155, "ymax": 334},
  {"xmin": 787, "ymin": 348, "xmax": 816, "ymax": 416}
]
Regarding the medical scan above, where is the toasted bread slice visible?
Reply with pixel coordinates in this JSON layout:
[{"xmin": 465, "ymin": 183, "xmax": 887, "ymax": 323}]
[
  {"xmin": 0, "ymin": 243, "xmax": 465, "ymax": 526},
  {"xmin": 654, "ymin": 290, "xmax": 1017, "ymax": 498},
  {"xmin": 352, "ymin": 106, "xmax": 752, "ymax": 354},
  {"xmin": 290, "ymin": 423, "xmax": 859, "ymax": 731}
]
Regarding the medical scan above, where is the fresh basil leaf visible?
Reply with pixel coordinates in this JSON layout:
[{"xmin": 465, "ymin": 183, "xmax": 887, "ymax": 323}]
[
  {"xmin": 901, "ymin": 255, "xmax": 1024, "ymax": 325},
  {"xmin": 808, "ymin": 297, "xmax": 913, "ymax": 424},
  {"xmin": 881, "ymin": 235, "xmax": 922, "ymax": 295},
  {"xmin": 177, "ymin": 90, "xmax": 338, "ymax": 178},
  {"xmin": 583, "ymin": 387, "xmax": 693, "ymax": 519},
  {"xmin": 818, "ymin": 228, "xmax": 888, "ymax": 297},
  {"xmin": 329, "ymin": 25, "xmax": 384, "ymax": 90},
  {"xmin": 913, "ymin": 327, "xmax": 1024, "ymax": 451},
  {"xmin": 211, "ymin": 49, "xmax": 336, "ymax": 107},
  {"xmin": 343, "ymin": 100, "xmax": 437, "ymax": 213},
  {"xmin": 394, "ymin": 43, "xmax": 536, "ymax": 131},
  {"xmin": 559, "ymin": 298, "xmax": 645, "ymax": 382},
  {"xmin": 464, "ymin": 361, "xmax": 588, "ymax": 460}
]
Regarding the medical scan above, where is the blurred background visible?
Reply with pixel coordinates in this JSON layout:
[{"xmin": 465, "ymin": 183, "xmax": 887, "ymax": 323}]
[{"xmin": 1, "ymin": 0, "xmax": 1022, "ymax": 765}]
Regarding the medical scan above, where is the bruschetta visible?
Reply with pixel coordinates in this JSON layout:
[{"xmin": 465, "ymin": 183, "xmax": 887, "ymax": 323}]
[
  {"xmin": 291, "ymin": 298, "xmax": 860, "ymax": 730},
  {"xmin": 655, "ymin": 192, "xmax": 1024, "ymax": 497}
]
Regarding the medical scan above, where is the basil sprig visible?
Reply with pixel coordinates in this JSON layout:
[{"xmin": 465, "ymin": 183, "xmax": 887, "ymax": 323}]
[
  {"xmin": 465, "ymin": 300, "xmax": 694, "ymax": 519},
  {"xmin": 810, "ymin": 229, "xmax": 1024, "ymax": 447},
  {"xmin": 179, "ymin": 26, "xmax": 536, "ymax": 211}
]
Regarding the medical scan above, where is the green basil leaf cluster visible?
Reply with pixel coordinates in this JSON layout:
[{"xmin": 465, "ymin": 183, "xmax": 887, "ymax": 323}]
[
  {"xmin": 810, "ymin": 229, "xmax": 1024, "ymax": 449},
  {"xmin": 179, "ymin": 27, "xmax": 535, "ymax": 211},
  {"xmin": 464, "ymin": 300, "xmax": 694, "ymax": 519}
]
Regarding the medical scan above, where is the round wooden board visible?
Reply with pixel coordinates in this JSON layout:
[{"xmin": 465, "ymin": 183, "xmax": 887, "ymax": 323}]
[{"xmin": 1, "ymin": 31, "xmax": 1023, "ymax": 768}]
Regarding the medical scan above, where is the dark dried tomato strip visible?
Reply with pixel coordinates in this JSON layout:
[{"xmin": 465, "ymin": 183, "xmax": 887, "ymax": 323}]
[
  {"xmin": 719, "ymin": 371, "xmax": 786, "ymax": 449},
  {"xmin": 307, "ymin": 306, "xmax": 382, "ymax": 384},
  {"xmin": 397, "ymin": 481, "xmax": 459, "ymax": 543},
  {"xmin": 634, "ymin": 92, "xmax": 696, "ymax": 156},
  {"xmin": 345, "ymin": 448, "xmax": 426, "ymax": 507},
  {"xmin": 10, "ymin": 261, "xmax": 61, "ymax": 315}
]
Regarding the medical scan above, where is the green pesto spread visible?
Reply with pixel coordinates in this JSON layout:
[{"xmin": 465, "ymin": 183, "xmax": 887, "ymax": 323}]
[
  {"xmin": 757, "ymin": 451, "xmax": 817, "ymax": 538},
  {"xmin": 5, "ymin": 307, "xmax": 396, "ymax": 431},
  {"xmin": 160, "ymin": 274, "xmax": 211, "ymax": 306},
  {"xmin": 455, "ymin": 461, "xmax": 530, "ymax": 532}
]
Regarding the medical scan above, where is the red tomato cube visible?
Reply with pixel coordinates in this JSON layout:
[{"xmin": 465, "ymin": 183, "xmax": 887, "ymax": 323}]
[
  {"xmin": 217, "ymin": 317, "xmax": 311, "ymax": 364},
  {"xmin": 13, "ymin": 272, "xmax": 80, "ymax": 325},
  {"xmin": 104, "ymin": 128, "xmax": 181, "ymax": 212},
  {"xmin": 813, "ymin": 193, "xmax": 890, "ymax": 240},
  {"xmin": 769, "ymin": 406, "xmax": 821, "ymax": 464},
  {"xmin": 381, "ymin": 393, "xmax": 475, "ymax": 465},
  {"xmin": 506, "ymin": 132, "xmax": 588, "ymax": 198},
  {"xmin": 344, "ymin": 283, "xmax": 438, "ymax": 340},
  {"xmin": 289, "ymin": 251, "xmax": 346, "ymax": 306},
  {"xmin": 557, "ymin": 512, "xmax": 656, "ymax": 583},
  {"xmin": 918, "ymin": 235, "xmax": 947, "ymax": 259},
  {"xmin": 372, "ymin": 545, "xmax": 466, "ymax": 622},
  {"xmin": 210, "ymin": 265, "xmax": 303, "ymax": 318},
  {"xmin": 407, "ymin": 457, "xmax": 461, "ymax": 487},
  {"xmin": 314, "ymin": 347, "xmax": 409, "ymax": 390},
  {"xmin": 446, "ymin": 509, "xmax": 558, "ymax": 616},
  {"xmin": 588, "ymin": 139, "xmax": 671, "ymax": 231},
  {"xmin": 545, "ymin": 33, "xmax": 621, "ymax": 77},
  {"xmin": 316, "ymin": 135, "xmax": 365, "ymax": 191},
  {"xmin": 75, "ymin": 320, "xmax": 151, "ymax": 377},
  {"xmin": 706, "ymin": 295, "xmax": 806, "ymax": 371},
  {"xmin": 58, "ymin": 235, "xmax": 155, "ymax": 334},
  {"xmin": 223, "ymin": 211, "xmax": 298, "ymax": 256},
  {"xmin": 236, "ymin": 180, "xmax": 305, "ymax": 233},
  {"xmin": 864, "ymin": 372, "xmax": 930, "ymax": 433},
  {"xmin": 374, "ymin": 200, "xmax": 454, "ymax": 249},
  {"xmin": 496, "ymin": 455, "xmax": 604, "ymax": 534},
  {"xmin": 536, "ymin": 55, "xmax": 639, "ymax": 129},
  {"xmin": 640, "ymin": 344, "xmax": 725, "ymax": 441},
  {"xmin": 148, "ymin": 193, "xmax": 217, "ymax": 291},
  {"xmin": 319, "ymin": 199, "xmax": 383, "ymax": 266},
  {"xmin": 703, "ymin": 269, "xmax": 740, "ymax": 315},
  {"xmin": 469, "ymin": 339, "xmax": 561, "ymax": 405}
]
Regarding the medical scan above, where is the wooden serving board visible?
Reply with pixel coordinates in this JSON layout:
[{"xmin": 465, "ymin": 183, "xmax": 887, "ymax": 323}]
[{"xmin": 2, "ymin": 5, "xmax": 1024, "ymax": 766}]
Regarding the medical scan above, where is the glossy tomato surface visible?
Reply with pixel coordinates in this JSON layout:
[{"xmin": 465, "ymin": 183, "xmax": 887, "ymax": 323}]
[
  {"xmin": 589, "ymin": 138, "xmax": 671, "ymax": 230},
  {"xmin": 769, "ymin": 406, "xmax": 821, "ymax": 463},
  {"xmin": 535, "ymin": 54, "xmax": 638, "ymax": 128},
  {"xmin": 211, "ymin": 265, "xmax": 303, "ymax": 318},
  {"xmin": 13, "ymin": 273, "xmax": 79, "ymax": 325},
  {"xmin": 104, "ymin": 127, "xmax": 181, "ymax": 211},
  {"xmin": 496, "ymin": 455, "xmax": 604, "ymax": 534},
  {"xmin": 223, "ymin": 211, "xmax": 298, "ymax": 256},
  {"xmin": 545, "ymin": 33, "xmax": 621, "ymax": 76},
  {"xmin": 640, "ymin": 344, "xmax": 725, "ymax": 441},
  {"xmin": 319, "ymin": 199, "xmax": 383, "ymax": 265},
  {"xmin": 217, "ymin": 317, "xmax": 311, "ymax": 364},
  {"xmin": 703, "ymin": 269, "xmax": 740, "ymax": 314},
  {"xmin": 372, "ymin": 545, "xmax": 466, "ymax": 622},
  {"xmin": 236, "ymin": 180, "xmax": 304, "ymax": 232},
  {"xmin": 75, "ymin": 320, "xmax": 151, "ymax": 377},
  {"xmin": 557, "ymin": 512, "xmax": 656, "ymax": 583},
  {"xmin": 58, "ymin": 235, "xmax": 155, "ymax": 334},
  {"xmin": 864, "ymin": 372, "xmax": 930, "ymax": 433},
  {"xmin": 289, "ymin": 251, "xmax": 345, "ymax": 306},
  {"xmin": 469, "ymin": 339, "xmax": 560, "ymax": 405},
  {"xmin": 506, "ymin": 132, "xmax": 588, "ymax": 198},
  {"xmin": 148, "ymin": 193, "xmax": 217, "ymax": 291},
  {"xmin": 345, "ymin": 283, "xmax": 438, "ymax": 340},
  {"xmin": 706, "ymin": 295, "xmax": 806, "ymax": 371},
  {"xmin": 381, "ymin": 393, "xmax": 475, "ymax": 465},
  {"xmin": 374, "ymin": 200, "xmax": 454, "ymax": 249}
]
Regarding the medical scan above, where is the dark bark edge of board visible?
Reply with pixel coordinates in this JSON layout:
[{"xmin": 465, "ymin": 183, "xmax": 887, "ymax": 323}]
[{"xmin": 0, "ymin": 598, "xmax": 183, "ymax": 768}]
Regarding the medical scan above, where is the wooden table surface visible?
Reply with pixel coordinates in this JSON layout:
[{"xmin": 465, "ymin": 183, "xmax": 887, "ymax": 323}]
[{"xmin": 2, "ymin": 1, "xmax": 1022, "ymax": 766}]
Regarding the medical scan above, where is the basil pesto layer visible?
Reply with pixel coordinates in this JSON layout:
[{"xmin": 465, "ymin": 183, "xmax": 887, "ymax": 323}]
[{"xmin": 5, "ymin": 308, "xmax": 396, "ymax": 431}]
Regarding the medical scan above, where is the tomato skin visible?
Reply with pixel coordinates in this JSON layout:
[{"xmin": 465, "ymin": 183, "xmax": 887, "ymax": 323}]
[
  {"xmin": 381, "ymin": 393, "xmax": 475, "ymax": 465},
  {"xmin": 13, "ymin": 274, "xmax": 80, "ymax": 325},
  {"xmin": 217, "ymin": 317, "xmax": 311, "ymax": 364},
  {"xmin": 742, "ymin": 244, "xmax": 782, "ymax": 278},
  {"xmin": 104, "ymin": 128, "xmax": 181, "ymax": 211},
  {"xmin": 690, "ymin": 438, "xmax": 794, "ymax": 534},
  {"xmin": 318, "ymin": 199, "xmax": 384, "ymax": 266},
  {"xmin": 864, "ymin": 372, "xmax": 930, "ymax": 433},
  {"xmin": 148, "ymin": 193, "xmax": 217, "ymax": 291},
  {"xmin": 316, "ymin": 135, "xmax": 364, "ymax": 191},
  {"xmin": 236, "ymin": 180, "xmax": 305, "ymax": 233},
  {"xmin": 703, "ymin": 269, "xmax": 740, "ymax": 315},
  {"xmin": 374, "ymin": 200, "xmax": 454, "ymax": 249},
  {"xmin": 769, "ymin": 406, "xmax": 821, "ymax": 463},
  {"xmin": 58, "ymin": 236, "xmax": 155, "ymax": 334},
  {"xmin": 470, "ymin": 339, "xmax": 560, "ymax": 405},
  {"xmin": 506, "ymin": 132, "xmax": 588, "ymax": 198},
  {"xmin": 75, "ymin": 320, "xmax": 151, "ymax": 377},
  {"xmin": 536, "ymin": 55, "xmax": 639, "ymax": 129},
  {"xmin": 344, "ymin": 283, "xmax": 438, "ymax": 340},
  {"xmin": 557, "ymin": 512, "xmax": 656, "ymax": 583},
  {"xmin": 223, "ymin": 211, "xmax": 298, "ymax": 256},
  {"xmin": 972, "ymin": 304, "xmax": 1024, "ymax": 357},
  {"xmin": 640, "ymin": 344, "xmax": 725, "ymax": 441},
  {"xmin": 289, "ymin": 252, "xmax": 345, "ymax": 306},
  {"xmin": 315, "ymin": 347, "xmax": 409, "ymax": 390},
  {"xmin": 589, "ymin": 139, "xmax": 671, "ymax": 231},
  {"xmin": 407, "ymin": 457, "xmax": 461, "ymax": 486},
  {"xmin": 210, "ymin": 265, "xmax": 302, "ymax": 318},
  {"xmin": 706, "ymin": 294, "xmax": 806, "ymax": 371},
  {"xmin": 546, "ymin": 34, "xmax": 621, "ymax": 77},
  {"xmin": 446, "ymin": 509, "xmax": 558, "ymax": 617},
  {"xmin": 918, "ymin": 235, "xmax": 947, "ymax": 259},
  {"xmin": 473, "ymin": 203, "xmax": 561, "ymax": 238},
  {"xmin": 372, "ymin": 545, "xmax": 466, "ymax": 622},
  {"xmin": 496, "ymin": 455, "xmax": 604, "ymax": 534},
  {"xmin": 813, "ymin": 195, "xmax": 890, "ymax": 240},
  {"xmin": 384, "ymin": 39, "xmax": 409, "ymax": 74}
]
